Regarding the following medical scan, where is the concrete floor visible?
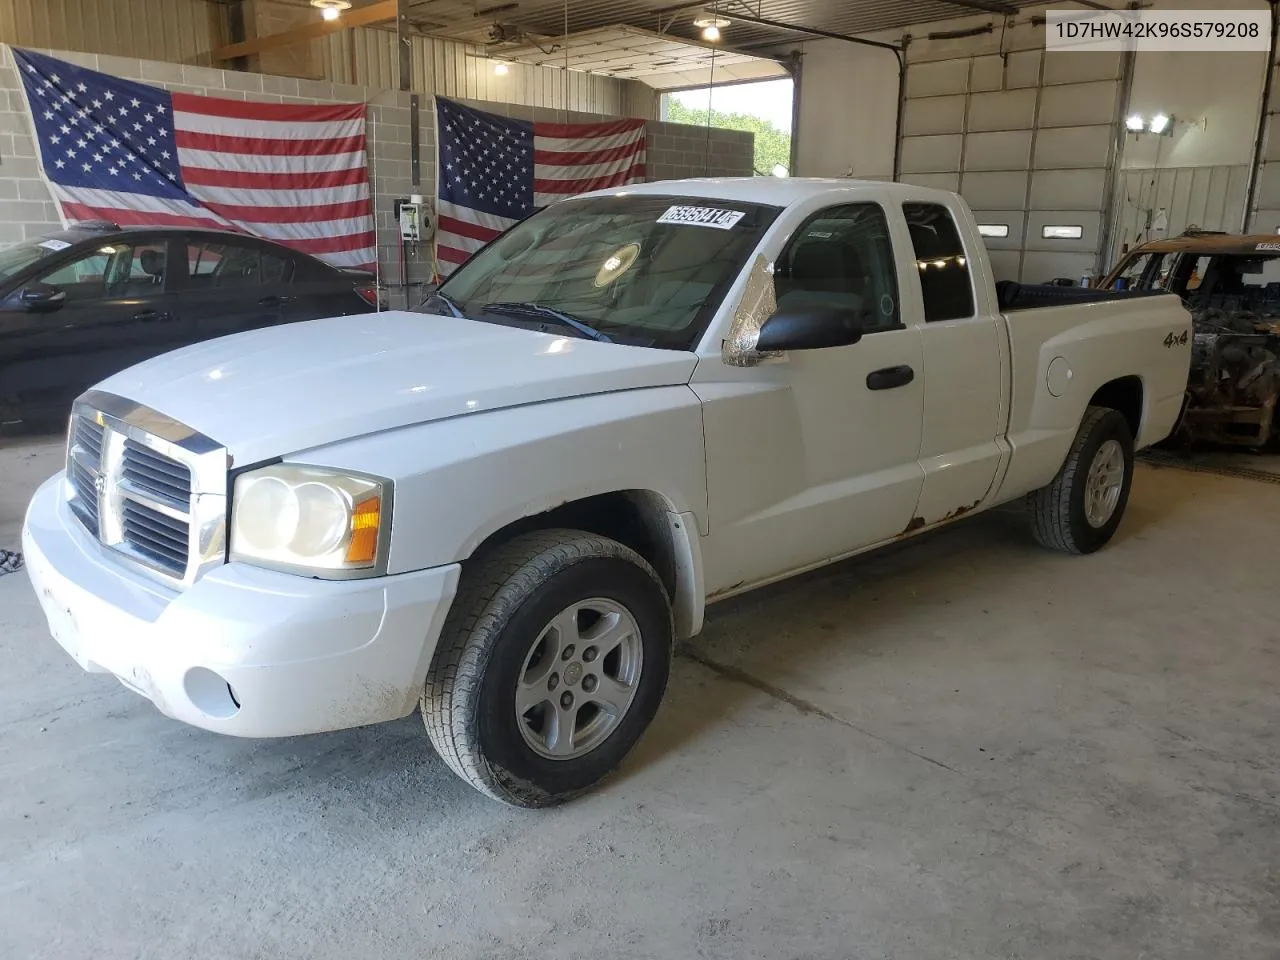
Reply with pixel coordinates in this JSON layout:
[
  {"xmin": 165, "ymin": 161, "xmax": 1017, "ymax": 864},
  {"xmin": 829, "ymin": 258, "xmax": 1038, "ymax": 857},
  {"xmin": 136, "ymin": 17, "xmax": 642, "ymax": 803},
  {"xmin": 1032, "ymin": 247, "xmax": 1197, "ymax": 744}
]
[{"xmin": 2, "ymin": 437, "xmax": 1278, "ymax": 960}]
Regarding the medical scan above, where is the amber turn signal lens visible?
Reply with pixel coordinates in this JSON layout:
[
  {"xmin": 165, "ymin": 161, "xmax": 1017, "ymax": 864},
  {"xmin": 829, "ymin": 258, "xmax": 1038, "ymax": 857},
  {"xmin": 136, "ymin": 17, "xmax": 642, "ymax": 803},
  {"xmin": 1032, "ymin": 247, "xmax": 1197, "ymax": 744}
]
[{"xmin": 345, "ymin": 496, "xmax": 381, "ymax": 565}]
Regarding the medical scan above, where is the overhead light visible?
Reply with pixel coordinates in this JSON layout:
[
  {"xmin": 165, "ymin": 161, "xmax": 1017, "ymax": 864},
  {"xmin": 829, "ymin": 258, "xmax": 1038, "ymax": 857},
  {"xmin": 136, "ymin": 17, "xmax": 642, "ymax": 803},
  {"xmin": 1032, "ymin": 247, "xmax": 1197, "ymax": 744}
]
[
  {"xmin": 310, "ymin": 0, "xmax": 350, "ymax": 21},
  {"xmin": 493, "ymin": 61, "xmax": 509, "ymax": 76},
  {"xmin": 1124, "ymin": 112, "xmax": 1175, "ymax": 135},
  {"xmin": 693, "ymin": 11, "xmax": 730, "ymax": 42}
]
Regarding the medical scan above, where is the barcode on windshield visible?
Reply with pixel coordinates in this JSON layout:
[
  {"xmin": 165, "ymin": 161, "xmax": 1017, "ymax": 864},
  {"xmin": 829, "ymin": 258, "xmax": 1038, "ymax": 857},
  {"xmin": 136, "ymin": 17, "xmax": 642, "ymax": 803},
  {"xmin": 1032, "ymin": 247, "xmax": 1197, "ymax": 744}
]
[
  {"xmin": 656, "ymin": 206, "xmax": 746, "ymax": 230},
  {"xmin": 1046, "ymin": 10, "xmax": 1269, "ymax": 52}
]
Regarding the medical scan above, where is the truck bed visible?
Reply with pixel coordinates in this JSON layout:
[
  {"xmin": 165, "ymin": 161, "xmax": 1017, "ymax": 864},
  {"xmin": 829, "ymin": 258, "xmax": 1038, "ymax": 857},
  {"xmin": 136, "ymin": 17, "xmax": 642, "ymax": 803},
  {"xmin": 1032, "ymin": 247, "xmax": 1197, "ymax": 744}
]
[{"xmin": 996, "ymin": 281, "xmax": 1167, "ymax": 312}]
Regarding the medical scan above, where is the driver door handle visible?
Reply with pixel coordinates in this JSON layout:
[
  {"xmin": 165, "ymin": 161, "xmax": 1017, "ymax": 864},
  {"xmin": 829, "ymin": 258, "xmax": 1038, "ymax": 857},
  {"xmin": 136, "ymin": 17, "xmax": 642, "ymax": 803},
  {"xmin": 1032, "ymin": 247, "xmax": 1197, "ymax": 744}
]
[
  {"xmin": 866, "ymin": 365, "xmax": 915, "ymax": 391},
  {"xmin": 258, "ymin": 295, "xmax": 295, "ymax": 306},
  {"xmin": 131, "ymin": 309, "xmax": 171, "ymax": 322}
]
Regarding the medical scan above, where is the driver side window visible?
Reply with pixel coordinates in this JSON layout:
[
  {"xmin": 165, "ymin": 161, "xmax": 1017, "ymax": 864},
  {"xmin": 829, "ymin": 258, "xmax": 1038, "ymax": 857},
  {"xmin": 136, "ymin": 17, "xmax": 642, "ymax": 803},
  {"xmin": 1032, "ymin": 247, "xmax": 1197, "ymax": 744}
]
[
  {"xmin": 35, "ymin": 243, "xmax": 169, "ymax": 303},
  {"xmin": 38, "ymin": 250, "xmax": 112, "ymax": 303},
  {"xmin": 774, "ymin": 203, "xmax": 901, "ymax": 333}
]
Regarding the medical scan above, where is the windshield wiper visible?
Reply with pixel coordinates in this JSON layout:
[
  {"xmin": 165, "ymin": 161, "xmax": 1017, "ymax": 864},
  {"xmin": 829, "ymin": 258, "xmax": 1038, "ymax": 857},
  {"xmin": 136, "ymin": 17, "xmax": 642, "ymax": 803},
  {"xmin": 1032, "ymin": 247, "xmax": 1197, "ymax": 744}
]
[
  {"xmin": 481, "ymin": 301, "xmax": 613, "ymax": 343},
  {"xmin": 422, "ymin": 288, "xmax": 466, "ymax": 318}
]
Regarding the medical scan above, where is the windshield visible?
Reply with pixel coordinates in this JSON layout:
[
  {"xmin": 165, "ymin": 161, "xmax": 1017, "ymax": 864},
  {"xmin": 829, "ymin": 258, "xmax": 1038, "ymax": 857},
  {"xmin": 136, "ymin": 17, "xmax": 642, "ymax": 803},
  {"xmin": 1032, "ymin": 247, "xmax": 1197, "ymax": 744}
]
[
  {"xmin": 432, "ymin": 194, "xmax": 782, "ymax": 350},
  {"xmin": 0, "ymin": 237, "xmax": 70, "ymax": 282},
  {"xmin": 1183, "ymin": 253, "xmax": 1280, "ymax": 315}
]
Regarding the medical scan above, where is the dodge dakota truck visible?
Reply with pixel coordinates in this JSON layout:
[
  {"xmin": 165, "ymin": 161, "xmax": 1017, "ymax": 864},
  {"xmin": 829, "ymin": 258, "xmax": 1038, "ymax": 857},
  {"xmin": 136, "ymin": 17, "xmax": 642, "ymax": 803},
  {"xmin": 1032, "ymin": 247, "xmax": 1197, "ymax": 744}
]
[{"xmin": 23, "ymin": 179, "xmax": 1192, "ymax": 807}]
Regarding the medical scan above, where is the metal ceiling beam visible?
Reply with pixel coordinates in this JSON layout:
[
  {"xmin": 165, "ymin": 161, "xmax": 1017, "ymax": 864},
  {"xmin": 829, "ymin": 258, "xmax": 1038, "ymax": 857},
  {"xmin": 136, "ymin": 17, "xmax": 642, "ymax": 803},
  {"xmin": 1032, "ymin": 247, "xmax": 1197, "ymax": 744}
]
[
  {"xmin": 718, "ymin": 11, "xmax": 903, "ymax": 55},
  {"xmin": 211, "ymin": 0, "xmax": 398, "ymax": 63},
  {"xmin": 935, "ymin": 0, "xmax": 1018, "ymax": 13}
]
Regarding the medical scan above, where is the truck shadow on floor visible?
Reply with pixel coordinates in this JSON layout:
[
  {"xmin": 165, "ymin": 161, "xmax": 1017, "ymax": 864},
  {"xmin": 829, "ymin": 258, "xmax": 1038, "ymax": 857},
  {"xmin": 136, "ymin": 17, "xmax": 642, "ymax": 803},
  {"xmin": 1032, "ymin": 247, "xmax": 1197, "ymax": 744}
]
[{"xmin": 620, "ymin": 484, "xmax": 1204, "ymax": 786}]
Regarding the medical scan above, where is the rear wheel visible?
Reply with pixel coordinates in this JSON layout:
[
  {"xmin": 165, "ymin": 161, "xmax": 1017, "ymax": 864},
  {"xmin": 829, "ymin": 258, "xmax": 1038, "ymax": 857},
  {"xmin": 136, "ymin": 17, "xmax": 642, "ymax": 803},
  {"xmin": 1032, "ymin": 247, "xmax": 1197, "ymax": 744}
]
[
  {"xmin": 1028, "ymin": 405, "xmax": 1135, "ymax": 554},
  {"xmin": 422, "ymin": 529, "xmax": 672, "ymax": 807}
]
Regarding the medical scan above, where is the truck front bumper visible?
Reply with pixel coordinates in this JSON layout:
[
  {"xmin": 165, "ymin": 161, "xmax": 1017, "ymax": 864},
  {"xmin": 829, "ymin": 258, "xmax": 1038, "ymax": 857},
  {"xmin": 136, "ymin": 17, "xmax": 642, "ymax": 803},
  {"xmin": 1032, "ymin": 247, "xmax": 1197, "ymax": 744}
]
[{"xmin": 22, "ymin": 473, "xmax": 460, "ymax": 737}]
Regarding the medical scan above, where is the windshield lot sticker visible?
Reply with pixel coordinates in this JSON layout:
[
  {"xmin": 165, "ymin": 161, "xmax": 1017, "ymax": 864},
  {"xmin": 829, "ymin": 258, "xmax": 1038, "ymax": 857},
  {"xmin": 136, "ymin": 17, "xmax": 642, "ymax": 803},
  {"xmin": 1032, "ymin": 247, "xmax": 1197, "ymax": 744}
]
[
  {"xmin": 37, "ymin": 239, "xmax": 71, "ymax": 252},
  {"xmin": 1256, "ymin": 242, "xmax": 1280, "ymax": 251},
  {"xmin": 657, "ymin": 206, "xmax": 745, "ymax": 230}
]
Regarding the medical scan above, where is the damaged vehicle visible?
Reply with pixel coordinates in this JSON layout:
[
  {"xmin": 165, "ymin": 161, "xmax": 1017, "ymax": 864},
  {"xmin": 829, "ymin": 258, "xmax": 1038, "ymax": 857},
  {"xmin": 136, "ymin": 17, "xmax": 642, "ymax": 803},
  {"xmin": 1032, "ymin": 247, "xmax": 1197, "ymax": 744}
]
[{"xmin": 1102, "ymin": 230, "xmax": 1280, "ymax": 447}]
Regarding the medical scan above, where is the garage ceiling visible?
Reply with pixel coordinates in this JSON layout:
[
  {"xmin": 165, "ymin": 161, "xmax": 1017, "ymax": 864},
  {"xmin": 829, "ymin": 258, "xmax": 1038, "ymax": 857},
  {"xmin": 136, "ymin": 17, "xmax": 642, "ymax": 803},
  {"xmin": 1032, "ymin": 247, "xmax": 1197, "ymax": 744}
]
[
  {"xmin": 315, "ymin": 0, "xmax": 1047, "ymax": 55},
  {"xmin": 402, "ymin": 1, "xmax": 1047, "ymax": 48}
]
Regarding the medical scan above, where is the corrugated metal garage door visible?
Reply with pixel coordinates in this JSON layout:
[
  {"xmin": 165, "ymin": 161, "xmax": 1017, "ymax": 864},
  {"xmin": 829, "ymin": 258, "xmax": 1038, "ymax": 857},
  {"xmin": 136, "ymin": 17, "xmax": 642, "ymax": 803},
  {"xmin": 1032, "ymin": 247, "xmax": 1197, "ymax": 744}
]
[
  {"xmin": 1112, "ymin": 164, "xmax": 1251, "ymax": 257},
  {"xmin": 899, "ymin": 44, "xmax": 1124, "ymax": 283}
]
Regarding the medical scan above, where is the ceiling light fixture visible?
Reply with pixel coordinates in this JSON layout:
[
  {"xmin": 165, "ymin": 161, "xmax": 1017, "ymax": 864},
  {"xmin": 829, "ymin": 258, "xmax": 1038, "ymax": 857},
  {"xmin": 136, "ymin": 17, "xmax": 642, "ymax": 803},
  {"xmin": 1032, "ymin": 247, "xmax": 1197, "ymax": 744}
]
[
  {"xmin": 310, "ymin": 0, "xmax": 351, "ymax": 21},
  {"xmin": 1124, "ymin": 112, "xmax": 1175, "ymax": 136},
  {"xmin": 693, "ymin": 11, "xmax": 730, "ymax": 42}
]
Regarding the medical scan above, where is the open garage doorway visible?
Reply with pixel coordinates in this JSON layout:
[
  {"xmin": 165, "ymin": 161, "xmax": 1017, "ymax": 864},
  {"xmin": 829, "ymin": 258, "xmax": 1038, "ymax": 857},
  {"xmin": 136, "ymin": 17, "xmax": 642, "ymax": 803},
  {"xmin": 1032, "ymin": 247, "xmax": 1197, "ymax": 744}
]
[{"xmin": 661, "ymin": 78, "xmax": 794, "ymax": 177}]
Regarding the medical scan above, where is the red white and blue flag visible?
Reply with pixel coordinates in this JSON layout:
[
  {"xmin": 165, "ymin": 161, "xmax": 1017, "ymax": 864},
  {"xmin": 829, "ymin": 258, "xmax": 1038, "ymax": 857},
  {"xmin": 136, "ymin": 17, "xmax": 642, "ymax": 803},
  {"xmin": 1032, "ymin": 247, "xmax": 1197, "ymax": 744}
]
[
  {"xmin": 13, "ymin": 47, "xmax": 376, "ymax": 269},
  {"xmin": 434, "ymin": 96, "xmax": 646, "ymax": 275}
]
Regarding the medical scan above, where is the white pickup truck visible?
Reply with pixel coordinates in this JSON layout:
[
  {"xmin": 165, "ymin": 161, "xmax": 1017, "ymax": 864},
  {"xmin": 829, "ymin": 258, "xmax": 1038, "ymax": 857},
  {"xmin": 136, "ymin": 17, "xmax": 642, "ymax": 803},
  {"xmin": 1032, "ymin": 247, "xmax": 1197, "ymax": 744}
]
[{"xmin": 23, "ymin": 179, "xmax": 1191, "ymax": 807}]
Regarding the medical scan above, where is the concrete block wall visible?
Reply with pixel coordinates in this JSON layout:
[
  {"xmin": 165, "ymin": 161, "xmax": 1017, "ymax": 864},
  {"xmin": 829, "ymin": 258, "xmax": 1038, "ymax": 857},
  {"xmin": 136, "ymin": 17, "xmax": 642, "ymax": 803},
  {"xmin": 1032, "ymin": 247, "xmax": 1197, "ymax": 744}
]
[
  {"xmin": 646, "ymin": 120, "xmax": 756, "ymax": 181},
  {"xmin": 0, "ymin": 54, "xmax": 60, "ymax": 243},
  {"xmin": 0, "ymin": 46, "xmax": 756, "ymax": 295}
]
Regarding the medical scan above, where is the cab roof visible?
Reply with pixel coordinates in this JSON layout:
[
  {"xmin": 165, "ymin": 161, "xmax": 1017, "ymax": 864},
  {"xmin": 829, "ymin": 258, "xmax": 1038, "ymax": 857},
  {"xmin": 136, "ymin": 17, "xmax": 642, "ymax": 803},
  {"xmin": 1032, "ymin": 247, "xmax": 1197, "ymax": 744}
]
[
  {"xmin": 580, "ymin": 176, "xmax": 957, "ymax": 208},
  {"xmin": 1122, "ymin": 230, "xmax": 1280, "ymax": 257}
]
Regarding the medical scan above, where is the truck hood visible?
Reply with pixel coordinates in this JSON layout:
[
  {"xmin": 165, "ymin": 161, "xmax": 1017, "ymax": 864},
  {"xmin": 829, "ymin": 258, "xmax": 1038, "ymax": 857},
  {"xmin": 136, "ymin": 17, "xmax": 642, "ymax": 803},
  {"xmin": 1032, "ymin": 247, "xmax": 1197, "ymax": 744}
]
[{"xmin": 96, "ymin": 311, "xmax": 700, "ymax": 464}]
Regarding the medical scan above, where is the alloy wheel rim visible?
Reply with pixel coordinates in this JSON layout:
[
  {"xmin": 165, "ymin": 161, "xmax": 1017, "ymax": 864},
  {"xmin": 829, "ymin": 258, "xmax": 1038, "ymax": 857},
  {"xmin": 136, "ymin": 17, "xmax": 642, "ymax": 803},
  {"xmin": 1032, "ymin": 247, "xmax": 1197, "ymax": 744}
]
[
  {"xmin": 514, "ymin": 598, "xmax": 644, "ymax": 761},
  {"xmin": 1084, "ymin": 439, "xmax": 1125, "ymax": 528}
]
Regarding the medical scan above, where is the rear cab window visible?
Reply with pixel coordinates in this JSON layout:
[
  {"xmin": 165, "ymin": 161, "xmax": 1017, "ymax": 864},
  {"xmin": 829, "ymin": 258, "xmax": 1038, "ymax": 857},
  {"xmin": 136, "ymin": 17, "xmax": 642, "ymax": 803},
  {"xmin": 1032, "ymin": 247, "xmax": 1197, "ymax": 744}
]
[{"xmin": 903, "ymin": 202, "xmax": 975, "ymax": 322}]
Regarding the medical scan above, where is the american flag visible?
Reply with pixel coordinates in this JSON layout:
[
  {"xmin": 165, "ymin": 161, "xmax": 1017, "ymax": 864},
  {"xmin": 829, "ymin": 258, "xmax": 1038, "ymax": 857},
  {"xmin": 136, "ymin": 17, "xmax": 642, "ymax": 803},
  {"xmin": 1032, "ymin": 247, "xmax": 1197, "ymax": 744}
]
[
  {"xmin": 14, "ymin": 48, "xmax": 376, "ymax": 269},
  {"xmin": 434, "ymin": 96, "xmax": 645, "ymax": 275}
]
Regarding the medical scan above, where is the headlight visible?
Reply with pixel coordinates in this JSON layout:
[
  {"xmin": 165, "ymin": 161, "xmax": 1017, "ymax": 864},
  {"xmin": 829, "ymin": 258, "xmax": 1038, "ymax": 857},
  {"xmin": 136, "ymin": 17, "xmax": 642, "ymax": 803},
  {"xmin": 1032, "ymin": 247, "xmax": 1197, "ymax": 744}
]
[{"xmin": 229, "ymin": 465, "xmax": 389, "ymax": 577}]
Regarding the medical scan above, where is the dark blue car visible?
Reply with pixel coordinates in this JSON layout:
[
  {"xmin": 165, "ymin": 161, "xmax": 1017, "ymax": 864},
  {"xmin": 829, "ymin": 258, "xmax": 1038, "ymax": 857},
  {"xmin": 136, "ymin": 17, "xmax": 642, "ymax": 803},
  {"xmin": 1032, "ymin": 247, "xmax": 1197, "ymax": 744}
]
[{"xmin": 0, "ymin": 222, "xmax": 381, "ymax": 428}]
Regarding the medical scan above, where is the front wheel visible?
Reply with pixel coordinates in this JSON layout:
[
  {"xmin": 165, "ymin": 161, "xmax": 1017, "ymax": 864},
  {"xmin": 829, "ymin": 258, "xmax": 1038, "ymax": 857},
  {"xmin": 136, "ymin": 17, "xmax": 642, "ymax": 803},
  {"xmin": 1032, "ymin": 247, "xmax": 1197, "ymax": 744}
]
[
  {"xmin": 422, "ymin": 529, "xmax": 673, "ymax": 807},
  {"xmin": 1028, "ymin": 405, "xmax": 1135, "ymax": 554}
]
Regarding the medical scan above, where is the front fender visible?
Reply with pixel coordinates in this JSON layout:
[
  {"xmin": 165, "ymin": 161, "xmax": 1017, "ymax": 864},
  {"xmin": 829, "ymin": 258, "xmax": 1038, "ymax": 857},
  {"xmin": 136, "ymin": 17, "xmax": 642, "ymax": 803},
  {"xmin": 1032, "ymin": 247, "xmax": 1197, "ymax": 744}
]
[{"xmin": 288, "ymin": 386, "xmax": 709, "ymax": 575}]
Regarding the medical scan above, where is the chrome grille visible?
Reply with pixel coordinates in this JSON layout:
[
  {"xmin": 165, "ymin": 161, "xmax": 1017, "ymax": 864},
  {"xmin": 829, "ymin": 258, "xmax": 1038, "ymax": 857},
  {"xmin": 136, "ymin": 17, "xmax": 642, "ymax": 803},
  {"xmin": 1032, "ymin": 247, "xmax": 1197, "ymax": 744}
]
[
  {"xmin": 67, "ymin": 415, "xmax": 105, "ymax": 531},
  {"xmin": 121, "ymin": 501, "xmax": 190, "ymax": 575},
  {"xmin": 64, "ymin": 392, "xmax": 228, "ymax": 587},
  {"xmin": 73, "ymin": 416, "xmax": 104, "ymax": 464},
  {"xmin": 122, "ymin": 439, "xmax": 192, "ymax": 509},
  {"xmin": 67, "ymin": 455, "xmax": 100, "ymax": 530}
]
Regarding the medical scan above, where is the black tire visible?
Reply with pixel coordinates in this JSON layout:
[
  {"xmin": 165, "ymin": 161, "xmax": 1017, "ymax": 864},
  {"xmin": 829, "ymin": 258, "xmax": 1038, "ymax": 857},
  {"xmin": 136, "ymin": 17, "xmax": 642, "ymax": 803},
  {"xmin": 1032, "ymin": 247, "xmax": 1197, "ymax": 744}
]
[
  {"xmin": 422, "ymin": 528, "xmax": 673, "ymax": 807},
  {"xmin": 1028, "ymin": 405, "xmax": 1135, "ymax": 554}
]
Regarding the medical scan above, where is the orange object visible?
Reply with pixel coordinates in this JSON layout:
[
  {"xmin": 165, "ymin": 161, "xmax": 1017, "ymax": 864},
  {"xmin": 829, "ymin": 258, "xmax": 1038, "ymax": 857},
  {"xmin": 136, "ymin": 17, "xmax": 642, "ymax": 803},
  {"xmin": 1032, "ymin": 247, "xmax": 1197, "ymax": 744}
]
[{"xmin": 345, "ymin": 496, "xmax": 381, "ymax": 565}]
